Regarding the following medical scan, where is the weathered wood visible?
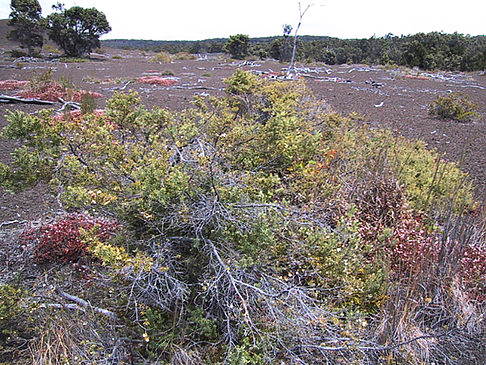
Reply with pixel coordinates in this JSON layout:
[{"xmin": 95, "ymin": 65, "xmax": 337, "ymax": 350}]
[{"xmin": 0, "ymin": 94, "xmax": 57, "ymax": 105}]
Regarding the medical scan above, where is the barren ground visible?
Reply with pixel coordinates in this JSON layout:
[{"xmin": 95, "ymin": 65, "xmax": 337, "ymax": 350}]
[{"xmin": 1, "ymin": 49, "xmax": 485, "ymax": 223}]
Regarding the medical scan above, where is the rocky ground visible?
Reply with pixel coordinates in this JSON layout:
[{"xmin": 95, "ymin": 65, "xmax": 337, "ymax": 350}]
[{"xmin": 0, "ymin": 49, "xmax": 485, "ymax": 223}]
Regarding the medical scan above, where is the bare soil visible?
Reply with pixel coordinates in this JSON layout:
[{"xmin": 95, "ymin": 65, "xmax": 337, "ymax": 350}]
[{"xmin": 1, "ymin": 48, "xmax": 485, "ymax": 223}]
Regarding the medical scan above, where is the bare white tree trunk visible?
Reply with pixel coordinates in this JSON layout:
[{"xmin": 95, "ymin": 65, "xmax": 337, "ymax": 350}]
[{"xmin": 287, "ymin": 2, "xmax": 312, "ymax": 77}]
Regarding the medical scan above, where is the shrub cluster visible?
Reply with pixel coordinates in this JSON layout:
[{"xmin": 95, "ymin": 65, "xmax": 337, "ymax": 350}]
[
  {"xmin": 135, "ymin": 76, "xmax": 178, "ymax": 87},
  {"xmin": 1, "ymin": 70, "xmax": 484, "ymax": 364}
]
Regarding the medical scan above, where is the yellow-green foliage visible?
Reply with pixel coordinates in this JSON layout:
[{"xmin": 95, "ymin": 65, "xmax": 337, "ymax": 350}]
[
  {"xmin": 0, "ymin": 285, "xmax": 23, "ymax": 324},
  {"xmin": 149, "ymin": 52, "xmax": 172, "ymax": 63},
  {"xmin": 174, "ymin": 52, "xmax": 197, "ymax": 60},
  {"xmin": 82, "ymin": 228, "xmax": 153, "ymax": 272},
  {"xmin": 428, "ymin": 92, "xmax": 480, "ymax": 122},
  {"xmin": 0, "ymin": 70, "xmax": 481, "ymax": 363}
]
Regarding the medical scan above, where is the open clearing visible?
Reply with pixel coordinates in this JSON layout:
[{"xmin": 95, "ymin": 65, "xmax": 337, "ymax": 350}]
[{"xmin": 1, "ymin": 49, "xmax": 485, "ymax": 222}]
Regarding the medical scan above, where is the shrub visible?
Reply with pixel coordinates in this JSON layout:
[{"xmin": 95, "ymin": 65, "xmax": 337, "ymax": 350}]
[
  {"xmin": 136, "ymin": 76, "xmax": 177, "ymax": 86},
  {"xmin": 15, "ymin": 70, "xmax": 103, "ymax": 102},
  {"xmin": 80, "ymin": 93, "xmax": 97, "ymax": 115},
  {"xmin": 0, "ymin": 285, "xmax": 23, "ymax": 325},
  {"xmin": 19, "ymin": 214, "xmax": 120, "ymax": 264},
  {"xmin": 0, "ymin": 80, "xmax": 29, "ymax": 90},
  {"xmin": 428, "ymin": 92, "xmax": 480, "ymax": 122},
  {"xmin": 149, "ymin": 52, "xmax": 172, "ymax": 63},
  {"xmin": 174, "ymin": 52, "xmax": 197, "ymax": 60},
  {"xmin": 1, "ymin": 70, "xmax": 483, "ymax": 363}
]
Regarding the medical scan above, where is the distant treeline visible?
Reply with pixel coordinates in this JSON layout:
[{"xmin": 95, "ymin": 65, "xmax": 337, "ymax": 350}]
[{"xmin": 102, "ymin": 32, "xmax": 486, "ymax": 71}]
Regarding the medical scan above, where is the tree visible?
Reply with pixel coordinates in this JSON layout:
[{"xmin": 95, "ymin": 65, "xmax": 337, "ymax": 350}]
[
  {"xmin": 224, "ymin": 34, "xmax": 251, "ymax": 59},
  {"xmin": 7, "ymin": 0, "xmax": 45, "ymax": 56},
  {"xmin": 287, "ymin": 2, "xmax": 312, "ymax": 76},
  {"xmin": 46, "ymin": 4, "xmax": 111, "ymax": 57}
]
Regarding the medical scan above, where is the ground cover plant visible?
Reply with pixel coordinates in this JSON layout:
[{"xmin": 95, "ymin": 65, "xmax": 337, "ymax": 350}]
[
  {"xmin": 428, "ymin": 92, "xmax": 480, "ymax": 123},
  {"xmin": 0, "ymin": 70, "xmax": 484, "ymax": 364}
]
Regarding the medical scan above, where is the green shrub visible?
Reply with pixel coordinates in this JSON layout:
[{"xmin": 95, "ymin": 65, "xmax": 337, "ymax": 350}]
[
  {"xmin": 0, "ymin": 285, "xmax": 23, "ymax": 325},
  {"xmin": 0, "ymin": 70, "xmax": 482, "ymax": 364},
  {"xmin": 428, "ymin": 92, "xmax": 480, "ymax": 122},
  {"xmin": 149, "ymin": 52, "xmax": 172, "ymax": 63}
]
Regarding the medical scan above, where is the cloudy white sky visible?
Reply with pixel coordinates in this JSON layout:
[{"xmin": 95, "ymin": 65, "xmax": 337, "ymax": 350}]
[{"xmin": 1, "ymin": 0, "xmax": 484, "ymax": 41}]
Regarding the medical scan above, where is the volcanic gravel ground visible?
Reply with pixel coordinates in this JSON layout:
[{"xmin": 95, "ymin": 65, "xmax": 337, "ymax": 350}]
[{"xmin": 0, "ymin": 49, "xmax": 485, "ymax": 222}]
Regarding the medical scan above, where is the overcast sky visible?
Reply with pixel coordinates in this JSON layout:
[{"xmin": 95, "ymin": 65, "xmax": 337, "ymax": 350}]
[{"xmin": 1, "ymin": 0, "xmax": 484, "ymax": 41}]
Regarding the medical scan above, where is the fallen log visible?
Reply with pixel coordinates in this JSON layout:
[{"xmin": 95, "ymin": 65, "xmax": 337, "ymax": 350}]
[{"xmin": 0, "ymin": 94, "xmax": 57, "ymax": 105}]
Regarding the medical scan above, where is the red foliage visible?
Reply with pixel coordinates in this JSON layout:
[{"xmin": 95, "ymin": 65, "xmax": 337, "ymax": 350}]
[
  {"xmin": 390, "ymin": 210, "xmax": 439, "ymax": 275},
  {"xmin": 19, "ymin": 214, "xmax": 120, "ymax": 264},
  {"xmin": 458, "ymin": 244, "xmax": 486, "ymax": 301},
  {"xmin": 0, "ymin": 80, "xmax": 29, "ymax": 90},
  {"xmin": 15, "ymin": 82, "xmax": 102, "ymax": 102},
  {"xmin": 136, "ymin": 76, "xmax": 177, "ymax": 86},
  {"xmin": 53, "ymin": 109, "xmax": 106, "ymax": 121}
]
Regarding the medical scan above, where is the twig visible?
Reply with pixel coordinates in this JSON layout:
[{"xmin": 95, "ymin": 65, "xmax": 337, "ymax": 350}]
[
  {"xmin": 0, "ymin": 219, "xmax": 28, "ymax": 228},
  {"xmin": 58, "ymin": 291, "xmax": 117, "ymax": 320}
]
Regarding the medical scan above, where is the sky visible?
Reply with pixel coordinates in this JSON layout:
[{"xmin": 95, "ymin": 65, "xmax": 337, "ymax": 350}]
[{"xmin": 1, "ymin": 0, "xmax": 485, "ymax": 41}]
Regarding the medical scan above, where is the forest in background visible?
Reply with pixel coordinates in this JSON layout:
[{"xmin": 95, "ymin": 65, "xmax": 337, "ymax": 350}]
[{"xmin": 102, "ymin": 32, "xmax": 486, "ymax": 72}]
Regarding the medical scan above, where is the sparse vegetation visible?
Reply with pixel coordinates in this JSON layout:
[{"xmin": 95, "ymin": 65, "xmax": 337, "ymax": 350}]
[
  {"xmin": 429, "ymin": 92, "xmax": 480, "ymax": 123},
  {"xmin": 149, "ymin": 51, "xmax": 172, "ymax": 63},
  {"xmin": 0, "ymin": 70, "xmax": 484, "ymax": 364}
]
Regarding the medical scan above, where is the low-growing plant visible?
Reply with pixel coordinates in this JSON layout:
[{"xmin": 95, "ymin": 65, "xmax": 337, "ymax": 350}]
[
  {"xmin": 111, "ymin": 55, "xmax": 123, "ymax": 60},
  {"xmin": 42, "ymin": 44, "xmax": 62, "ymax": 55},
  {"xmin": 18, "ymin": 214, "xmax": 120, "ymax": 264},
  {"xmin": 149, "ymin": 52, "xmax": 172, "ymax": 63},
  {"xmin": 428, "ymin": 92, "xmax": 480, "ymax": 122},
  {"xmin": 1, "ymin": 70, "xmax": 483, "ymax": 364},
  {"xmin": 59, "ymin": 57, "xmax": 89, "ymax": 63},
  {"xmin": 0, "ymin": 285, "xmax": 23, "ymax": 325},
  {"xmin": 80, "ymin": 93, "xmax": 97, "ymax": 115},
  {"xmin": 174, "ymin": 52, "xmax": 197, "ymax": 60}
]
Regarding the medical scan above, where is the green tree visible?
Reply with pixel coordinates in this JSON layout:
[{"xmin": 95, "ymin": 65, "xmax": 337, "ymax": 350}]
[
  {"xmin": 224, "ymin": 34, "xmax": 251, "ymax": 59},
  {"xmin": 46, "ymin": 3, "xmax": 111, "ymax": 57},
  {"xmin": 7, "ymin": 0, "xmax": 45, "ymax": 56}
]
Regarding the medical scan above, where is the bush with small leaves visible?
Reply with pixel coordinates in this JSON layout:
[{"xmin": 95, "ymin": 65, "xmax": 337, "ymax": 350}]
[
  {"xmin": 1, "ymin": 70, "xmax": 484, "ymax": 364},
  {"xmin": 428, "ymin": 92, "xmax": 480, "ymax": 122}
]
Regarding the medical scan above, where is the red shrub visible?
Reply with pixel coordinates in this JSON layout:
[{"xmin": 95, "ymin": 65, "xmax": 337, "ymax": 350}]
[
  {"xmin": 53, "ymin": 109, "xmax": 106, "ymax": 121},
  {"xmin": 15, "ymin": 82, "xmax": 102, "ymax": 102},
  {"xmin": 20, "ymin": 214, "xmax": 120, "ymax": 264},
  {"xmin": 458, "ymin": 244, "xmax": 486, "ymax": 301},
  {"xmin": 136, "ymin": 76, "xmax": 177, "ymax": 86},
  {"xmin": 0, "ymin": 80, "xmax": 29, "ymax": 90},
  {"xmin": 390, "ymin": 210, "xmax": 439, "ymax": 275}
]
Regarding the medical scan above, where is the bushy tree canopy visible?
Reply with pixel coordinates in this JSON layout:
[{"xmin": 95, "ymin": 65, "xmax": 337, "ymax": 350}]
[
  {"xmin": 224, "ymin": 34, "xmax": 251, "ymax": 59},
  {"xmin": 7, "ymin": 0, "xmax": 45, "ymax": 56},
  {"xmin": 46, "ymin": 4, "xmax": 111, "ymax": 57}
]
